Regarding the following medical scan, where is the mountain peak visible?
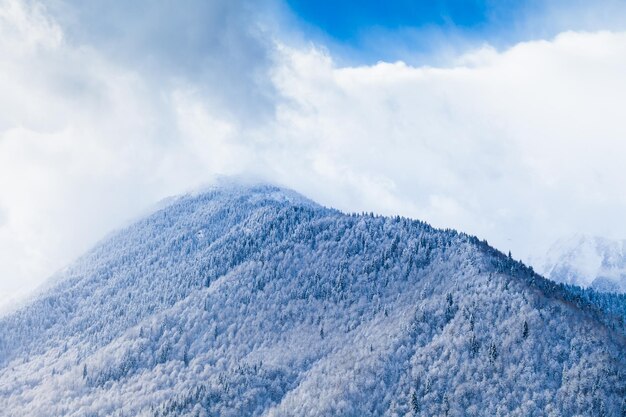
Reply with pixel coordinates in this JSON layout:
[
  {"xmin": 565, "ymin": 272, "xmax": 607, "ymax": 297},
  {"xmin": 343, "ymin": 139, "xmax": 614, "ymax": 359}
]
[
  {"xmin": 538, "ymin": 234, "xmax": 626, "ymax": 293},
  {"xmin": 180, "ymin": 178, "xmax": 323, "ymax": 210}
]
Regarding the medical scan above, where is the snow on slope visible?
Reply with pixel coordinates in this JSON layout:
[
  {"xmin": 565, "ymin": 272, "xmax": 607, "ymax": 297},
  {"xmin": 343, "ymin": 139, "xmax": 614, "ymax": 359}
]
[
  {"xmin": 0, "ymin": 184, "xmax": 624, "ymax": 417},
  {"xmin": 536, "ymin": 234, "xmax": 626, "ymax": 293}
]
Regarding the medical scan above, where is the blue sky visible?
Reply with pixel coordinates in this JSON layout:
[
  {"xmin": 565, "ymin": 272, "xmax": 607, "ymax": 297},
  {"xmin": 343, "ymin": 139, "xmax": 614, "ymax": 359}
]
[
  {"xmin": 287, "ymin": 0, "xmax": 506, "ymax": 63},
  {"xmin": 285, "ymin": 0, "xmax": 626, "ymax": 64},
  {"xmin": 1, "ymin": 0, "xmax": 626, "ymax": 308},
  {"xmin": 288, "ymin": 0, "xmax": 493, "ymax": 37}
]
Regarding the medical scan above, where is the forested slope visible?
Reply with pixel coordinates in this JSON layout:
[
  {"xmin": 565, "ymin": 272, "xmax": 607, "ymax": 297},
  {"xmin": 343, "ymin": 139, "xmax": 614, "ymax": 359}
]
[{"xmin": 0, "ymin": 184, "xmax": 623, "ymax": 416}]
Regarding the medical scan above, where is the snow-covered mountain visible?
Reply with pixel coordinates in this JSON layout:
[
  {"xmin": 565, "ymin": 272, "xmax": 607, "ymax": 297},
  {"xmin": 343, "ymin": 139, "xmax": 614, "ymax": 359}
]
[
  {"xmin": 0, "ymin": 183, "xmax": 624, "ymax": 416},
  {"xmin": 536, "ymin": 235, "xmax": 626, "ymax": 293}
]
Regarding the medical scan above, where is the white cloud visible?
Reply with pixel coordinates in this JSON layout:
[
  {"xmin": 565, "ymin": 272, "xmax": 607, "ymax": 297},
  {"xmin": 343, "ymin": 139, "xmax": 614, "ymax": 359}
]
[
  {"xmin": 1, "ymin": 0, "xmax": 626, "ymax": 308},
  {"xmin": 0, "ymin": 0, "xmax": 250, "ymax": 306},
  {"xmin": 266, "ymin": 32, "xmax": 626, "ymax": 260}
]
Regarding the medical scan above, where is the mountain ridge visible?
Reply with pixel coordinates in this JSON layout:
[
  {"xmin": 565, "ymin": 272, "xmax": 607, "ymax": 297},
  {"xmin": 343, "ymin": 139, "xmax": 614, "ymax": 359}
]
[{"xmin": 0, "ymin": 183, "xmax": 624, "ymax": 416}]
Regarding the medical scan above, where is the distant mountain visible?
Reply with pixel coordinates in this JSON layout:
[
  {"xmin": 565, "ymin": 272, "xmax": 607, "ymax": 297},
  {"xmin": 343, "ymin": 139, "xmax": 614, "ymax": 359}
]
[
  {"xmin": 536, "ymin": 235, "xmax": 626, "ymax": 293},
  {"xmin": 0, "ymin": 183, "xmax": 624, "ymax": 416}
]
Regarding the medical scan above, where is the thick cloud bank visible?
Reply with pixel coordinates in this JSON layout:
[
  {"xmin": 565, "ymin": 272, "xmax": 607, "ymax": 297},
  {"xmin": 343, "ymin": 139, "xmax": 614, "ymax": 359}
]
[{"xmin": 1, "ymin": 0, "xmax": 626, "ymax": 307}]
